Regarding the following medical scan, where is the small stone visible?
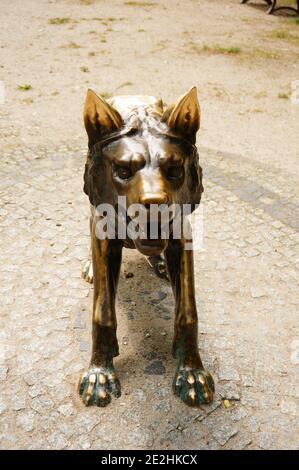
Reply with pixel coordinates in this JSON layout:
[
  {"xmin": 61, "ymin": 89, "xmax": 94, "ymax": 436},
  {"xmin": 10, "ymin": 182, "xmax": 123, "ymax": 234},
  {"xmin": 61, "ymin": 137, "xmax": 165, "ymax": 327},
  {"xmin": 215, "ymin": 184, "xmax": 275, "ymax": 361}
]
[
  {"xmin": 124, "ymin": 272, "xmax": 134, "ymax": 278},
  {"xmin": 227, "ymin": 195, "xmax": 238, "ymax": 203},
  {"xmin": 223, "ymin": 399, "xmax": 231, "ymax": 409},
  {"xmin": 28, "ymin": 384, "xmax": 45, "ymax": 398},
  {"xmin": 144, "ymin": 360, "xmax": 166, "ymax": 375},
  {"xmin": 242, "ymin": 374, "xmax": 255, "ymax": 387},
  {"xmin": 12, "ymin": 395, "xmax": 26, "ymax": 411},
  {"xmin": 0, "ymin": 400, "xmax": 7, "ymax": 415},
  {"xmin": 218, "ymin": 367, "xmax": 240, "ymax": 382},
  {"xmin": 251, "ymin": 287, "xmax": 268, "ymax": 298},
  {"xmin": 132, "ymin": 389, "xmax": 147, "ymax": 402},
  {"xmin": 0, "ymin": 365, "xmax": 8, "ymax": 382},
  {"xmin": 57, "ymin": 404, "xmax": 75, "ymax": 417},
  {"xmin": 272, "ymin": 221, "xmax": 283, "ymax": 229},
  {"xmin": 31, "ymin": 395, "xmax": 54, "ymax": 413},
  {"xmin": 158, "ymin": 291, "xmax": 167, "ymax": 301},
  {"xmin": 244, "ymin": 248, "xmax": 260, "ymax": 258},
  {"xmin": 216, "ymin": 260, "xmax": 228, "ymax": 270},
  {"xmin": 153, "ymin": 401, "xmax": 171, "ymax": 413},
  {"xmin": 233, "ymin": 435, "xmax": 252, "ymax": 450},
  {"xmin": 255, "ymin": 432, "xmax": 274, "ymax": 450},
  {"xmin": 291, "ymin": 341, "xmax": 299, "ymax": 365},
  {"xmin": 16, "ymin": 410, "xmax": 35, "ymax": 432},
  {"xmin": 79, "ymin": 341, "xmax": 89, "ymax": 352},
  {"xmin": 218, "ymin": 382, "xmax": 240, "ymax": 400},
  {"xmin": 230, "ymin": 407, "xmax": 248, "ymax": 422},
  {"xmin": 280, "ymin": 400, "xmax": 297, "ymax": 416},
  {"xmin": 128, "ymin": 429, "xmax": 153, "ymax": 448},
  {"xmin": 73, "ymin": 316, "xmax": 86, "ymax": 329},
  {"xmin": 212, "ymin": 425, "xmax": 238, "ymax": 446},
  {"xmin": 47, "ymin": 432, "xmax": 68, "ymax": 450}
]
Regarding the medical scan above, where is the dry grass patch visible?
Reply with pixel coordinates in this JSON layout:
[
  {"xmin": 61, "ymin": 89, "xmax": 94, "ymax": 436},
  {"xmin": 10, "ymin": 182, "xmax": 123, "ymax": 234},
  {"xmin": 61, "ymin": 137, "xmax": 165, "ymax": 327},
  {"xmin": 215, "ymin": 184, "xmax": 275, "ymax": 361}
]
[
  {"xmin": 17, "ymin": 84, "xmax": 32, "ymax": 91},
  {"xmin": 124, "ymin": 1, "xmax": 157, "ymax": 6},
  {"xmin": 61, "ymin": 42, "xmax": 81, "ymax": 49},
  {"xmin": 278, "ymin": 92, "xmax": 290, "ymax": 100},
  {"xmin": 48, "ymin": 17, "xmax": 72, "ymax": 25},
  {"xmin": 190, "ymin": 43, "xmax": 242, "ymax": 55}
]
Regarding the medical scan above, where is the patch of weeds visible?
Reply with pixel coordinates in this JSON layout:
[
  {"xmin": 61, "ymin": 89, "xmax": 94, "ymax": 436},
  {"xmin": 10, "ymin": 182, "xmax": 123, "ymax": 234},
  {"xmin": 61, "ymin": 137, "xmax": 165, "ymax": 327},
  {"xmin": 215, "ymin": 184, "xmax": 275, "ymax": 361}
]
[
  {"xmin": 100, "ymin": 91, "xmax": 112, "ymax": 99},
  {"xmin": 241, "ymin": 17, "xmax": 255, "ymax": 24},
  {"xmin": 138, "ymin": 28, "xmax": 146, "ymax": 32},
  {"xmin": 101, "ymin": 38, "xmax": 107, "ymax": 43},
  {"xmin": 52, "ymin": 91, "xmax": 59, "ymax": 96},
  {"xmin": 278, "ymin": 92, "xmax": 289, "ymax": 99},
  {"xmin": 61, "ymin": 42, "xmax": 81, "ymax": 49},
  {"xmin": 106, "ymin": 28, "xmax": 114, "ymax": 32},
  {"xmin": 197, "ymin": 44, "xmax": 241, "ymax": 55},
  {"xmin": 48, "ymin": 17, "xmax": 72, "ymax": 25},
  {"xmin": 250, "ymin": 108, "xmax": 264, "ymax": 113},
  {"xmin": 80, "ymin": 0, "xmax": 95, "ymax": 4},
  {"xmin": 80, "ymin": 66, "xmax": 89, "ymax": 73},
  {"xmin": 18, "ymin": 84, "xmax": 32, "ymax": 91},
  {"xmin": 118, "ymin": 81, "xmax": 134, "ymax": 89},
  {"xmin": 211, "ymin": 85, "xmax": 226, "ymax": 98},
  {"xmin": 22, "ymin": 97, "xmax": 34, "ymax": 104},
  {"xmin": 270, "ymin": 30, "xmax": 299, "ymax": 46},
  {"xmin": 272, "ymin": 30, "xmax": 288, "ymax": 39},
  {"xmin": 252, "ymin": 49, "xmax": 279, "ymax": 59},
  {"xmin": 124, "ymin": 1, "xmax": 157, "ymax": 6},
  {"xmin": 254, "ymin": 91, "xmax": 267, "ymax": 99},
  {"xmin": 190, "ymin": 42, "xmax": 281, "ymax": 60},
  {"xmin": 210, "ymin": 45, "xmax": 241, "ymax": 54},
  {"xmin": 89, "ymin": 51, "xmax": 96, "ymax": 56},
  {"xmin": 294, "ymin": 18, "xmax": 299, "ymax": 25},
  {"xmin": 92, "ymin": 17, "xmax": 125, "ymax": 22}
]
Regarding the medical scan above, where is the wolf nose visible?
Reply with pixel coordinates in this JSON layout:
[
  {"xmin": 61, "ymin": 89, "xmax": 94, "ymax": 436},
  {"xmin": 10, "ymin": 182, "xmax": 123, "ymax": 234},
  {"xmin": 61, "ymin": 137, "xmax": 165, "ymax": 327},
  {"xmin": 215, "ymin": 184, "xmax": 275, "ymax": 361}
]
[{"xmin": 139, "ymin": 192, "xmax": 169, "ymax": 207}]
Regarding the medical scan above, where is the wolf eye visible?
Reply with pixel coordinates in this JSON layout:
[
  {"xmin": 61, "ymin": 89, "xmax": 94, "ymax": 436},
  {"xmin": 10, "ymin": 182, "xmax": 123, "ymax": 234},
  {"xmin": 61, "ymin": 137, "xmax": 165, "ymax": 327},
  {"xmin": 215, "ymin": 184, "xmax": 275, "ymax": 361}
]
[
  {"xmin": 167, "ymin": 165, "xmax": 184, "ymax": 180},
  {"xmin": 116, "ymin": 166, "xmax": 132, "ymax": 180}
]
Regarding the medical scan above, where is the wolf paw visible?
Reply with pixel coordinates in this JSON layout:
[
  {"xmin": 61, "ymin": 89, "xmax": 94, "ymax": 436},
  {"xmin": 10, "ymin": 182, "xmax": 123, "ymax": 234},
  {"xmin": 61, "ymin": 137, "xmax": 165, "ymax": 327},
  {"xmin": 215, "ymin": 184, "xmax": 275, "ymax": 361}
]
[
  {"xmin": 173, "ymin": 367, "xmax": 214, "ymax": 406},
  {"xmin": 81, "ymin": 259, "xmax": 93, "ymax": 284},
  {"xmin": 78, "ymin": 366, "xmax": 121, "ymax": 407}
]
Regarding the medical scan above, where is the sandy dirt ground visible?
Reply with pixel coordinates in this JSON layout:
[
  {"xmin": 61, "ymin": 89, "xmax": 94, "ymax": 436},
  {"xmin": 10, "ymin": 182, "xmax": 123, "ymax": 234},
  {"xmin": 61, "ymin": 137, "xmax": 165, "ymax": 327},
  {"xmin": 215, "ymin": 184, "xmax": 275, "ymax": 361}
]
[{"xmin": 0, "ymin": 0, "xmax": 298, "ymax": 450}]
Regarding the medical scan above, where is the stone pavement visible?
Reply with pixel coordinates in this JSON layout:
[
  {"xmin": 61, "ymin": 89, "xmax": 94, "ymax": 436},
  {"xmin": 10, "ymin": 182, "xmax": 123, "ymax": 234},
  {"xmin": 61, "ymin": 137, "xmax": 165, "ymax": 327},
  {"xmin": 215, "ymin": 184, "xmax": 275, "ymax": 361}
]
[{"xmin": 0, "ymin": 128, "xmax": 298, "ymax": 449}]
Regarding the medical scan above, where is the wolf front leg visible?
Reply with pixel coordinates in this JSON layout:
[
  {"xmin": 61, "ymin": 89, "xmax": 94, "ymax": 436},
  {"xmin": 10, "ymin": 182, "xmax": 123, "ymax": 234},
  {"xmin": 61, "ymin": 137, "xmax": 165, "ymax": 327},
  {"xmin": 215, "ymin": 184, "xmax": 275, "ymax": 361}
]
[
  {"xmin": 78, "ymin": 224, "xmax": 123, "ymax": 407},
  {"xmin": 165, "ymin": 235, "xmax": 214, "ymax": 406}
]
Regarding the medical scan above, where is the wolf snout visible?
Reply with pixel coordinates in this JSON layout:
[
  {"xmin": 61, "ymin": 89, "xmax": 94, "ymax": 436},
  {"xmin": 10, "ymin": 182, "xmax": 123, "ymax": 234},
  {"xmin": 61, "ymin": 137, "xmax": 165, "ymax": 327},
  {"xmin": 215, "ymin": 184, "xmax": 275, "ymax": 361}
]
[{"xmin": 139, "ymin": 192, "xmax": 169, "ymax": 206}]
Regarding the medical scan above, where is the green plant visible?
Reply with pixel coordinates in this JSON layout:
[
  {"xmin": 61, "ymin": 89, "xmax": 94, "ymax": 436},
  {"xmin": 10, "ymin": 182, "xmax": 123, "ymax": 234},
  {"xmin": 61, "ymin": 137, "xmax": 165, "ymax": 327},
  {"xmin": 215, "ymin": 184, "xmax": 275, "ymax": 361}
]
[
  {"xmin": 48, "ymin": 17, "xmax": 71, "ymax": 25},
  {"xmin": 18, "ymin": 84, "xmax": 32, "ymax": 91},
  {"xmin": 278, "ymin": 92, "xmax": 289, "ymax": 99},
  {"xmin": 124, "ymin": 1, "xmax": 157, "ymax": 6}
]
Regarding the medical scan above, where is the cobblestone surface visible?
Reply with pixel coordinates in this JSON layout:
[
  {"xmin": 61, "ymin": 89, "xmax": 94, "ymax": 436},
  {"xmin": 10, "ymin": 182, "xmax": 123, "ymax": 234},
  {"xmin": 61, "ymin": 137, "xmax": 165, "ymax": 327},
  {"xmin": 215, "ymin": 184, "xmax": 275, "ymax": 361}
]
[{"xmin": 0, "ymin": 123, "xmax": 298, "ymax": 449}]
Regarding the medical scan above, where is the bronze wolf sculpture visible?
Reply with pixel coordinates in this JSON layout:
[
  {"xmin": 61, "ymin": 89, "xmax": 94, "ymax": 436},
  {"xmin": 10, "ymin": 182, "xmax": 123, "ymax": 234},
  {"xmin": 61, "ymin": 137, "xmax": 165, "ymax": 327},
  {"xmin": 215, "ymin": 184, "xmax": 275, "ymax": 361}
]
[{"xmin": 78, "ymin": 87, "xmax": 215, "ymax": 407}]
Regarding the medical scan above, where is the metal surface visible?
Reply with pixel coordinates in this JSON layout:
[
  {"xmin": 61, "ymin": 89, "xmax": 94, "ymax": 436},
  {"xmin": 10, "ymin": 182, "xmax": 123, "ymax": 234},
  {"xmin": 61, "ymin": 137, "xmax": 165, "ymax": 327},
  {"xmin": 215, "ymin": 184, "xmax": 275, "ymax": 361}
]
[
  {"xmin": 78, "ymin": 88, "xmax": 215, "ymax": 407},
  {"xmin": 241, "ymin": 0, "xmax": 299, "ymax": 15}
]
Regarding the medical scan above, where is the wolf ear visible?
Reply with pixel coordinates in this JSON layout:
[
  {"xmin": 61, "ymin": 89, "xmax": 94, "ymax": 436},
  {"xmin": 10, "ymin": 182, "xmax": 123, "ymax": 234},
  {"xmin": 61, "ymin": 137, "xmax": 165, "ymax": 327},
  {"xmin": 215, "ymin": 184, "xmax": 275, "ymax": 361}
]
[
  {"xmin": 83, "ymin": 88, "xmax": 123, "ymax": 147},
  {"xmin": 162, "ymin": 87, "xmax": 200, "ymax": 142}
]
